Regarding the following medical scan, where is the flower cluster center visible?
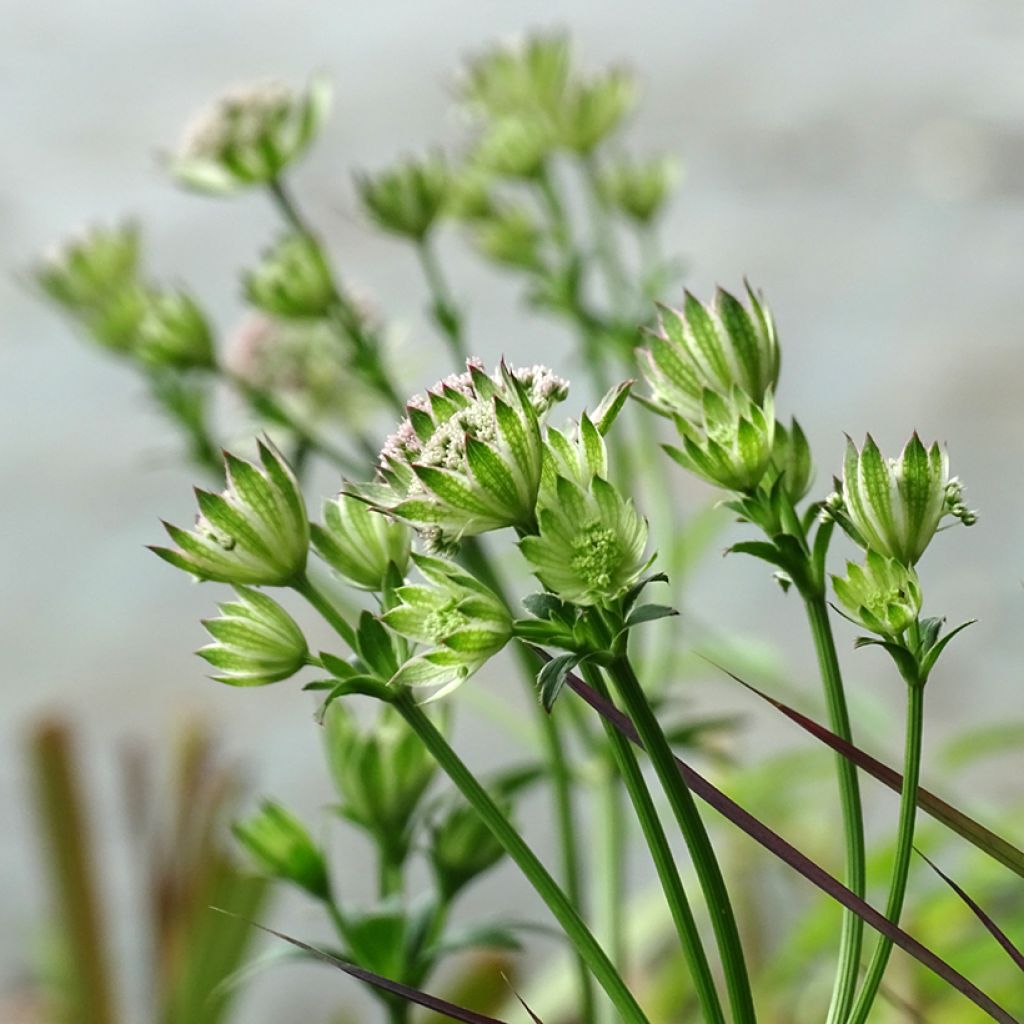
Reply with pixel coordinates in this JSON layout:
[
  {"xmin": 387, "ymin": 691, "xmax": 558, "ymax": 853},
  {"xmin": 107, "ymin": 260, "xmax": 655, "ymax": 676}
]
[{"xmin": 570, "ymin": 522, "xmax": 622, "ymax": 591}]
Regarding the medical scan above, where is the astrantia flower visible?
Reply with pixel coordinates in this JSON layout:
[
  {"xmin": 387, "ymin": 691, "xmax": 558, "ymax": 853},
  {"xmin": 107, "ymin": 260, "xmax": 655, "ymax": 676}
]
[
  {"xmin": 151, "ymin": 438, "xmax": 309, "ymax": 585},
  {"xmin": 596, "ymin": 155, "xmax": 678, "ymax": 225},
  {"xmin": 471, "ymin": 114, "xmax": 556, "ymax": 180},
  {"xmin": 198, "ymin": 586, "xmax": 309, "ymax": 686},
  {"xmin": 832, "ymin": 550, "xmax": 922, "ymax": 638},
  {"xmin": 836, "ymin": 434, "xmax": 976, "ymax": 566},
  {"xmin": 35, "ymin": 222, "xmax": 141, "ymax": 314},
  {"xmin": 521, "ymin": 470, "xmax": 649, "ymax": 607},
  {"xmin": 172, "ymin": 79, "xmax": 331, "ymax": 194},
  {"xmin": 244, "ymin": 234, "xmax": 335, "ymax": 319},
  {"xmin": 641, "ymin": 286, "xmax": 779, "ymax": 421},
  {"xmin": 135, "ymin": 289, "xmax": 215, "ymax": 369},
  {"xmin": 663, "ymin": 386, "xmax": 776, "ymax": 493},
  {"xmin": 350, "ymin": 359, "xmax": 568, "ymax": 553},
  {"xmin": 381, "ymin": 554, "xmax": 513, "ymax": 699},
  {"xmin": 312, "ymin": 494, "xmax": 412, "ymax": 592},
  {"xmin": 557, "ymin": 67, "xmax": 635, "ymax": 154},
  {"xmin": 355, "ymin": 152, "xmax": 452, "ymax": 241},
  {"xmin": 233, "ymin": 801, "xmax": 331, "ymax": 900}
]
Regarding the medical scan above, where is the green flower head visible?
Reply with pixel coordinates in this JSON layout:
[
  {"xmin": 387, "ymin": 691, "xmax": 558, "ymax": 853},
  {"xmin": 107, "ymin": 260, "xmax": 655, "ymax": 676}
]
[
  {"xmin": 355, "ymin": 152, "xmax": 452, "ymax": 240},
  {"xmin": 522, "ymin": 423, "xmax": 649, "ymax": 607},
  {"xmin": 323, "ymin": 703, "xmax": 437, "ymax": 850},
  {"xmin": 134, "ymin": 289, "xmax": 215, "ymax": 370},
  {"xmin": 381, "ymin": 554, "xmax": 513, "ymax": 700},
  {"xmin": 837, "ymin": 434, "xmax": 976, "ymax": 566},
  {"xmin": 35, "ymin": 222, "xmax": 141, "ymax": 315},
  {"xmin": 198, "ymin": 586, "xmax": 309, "ymax": 686},
  {"xmin": 244, "ymin": 234, "xmax": 334, "ymax": 319},
  {"xmin": 471, "ymin": 202, "xmax": 545, "ymax": 270},
  {"xmin": 350, "ymin": 360, "xmax": 568, "ymax": 553},
  {"xmin": 151, "ymin": 438, "xmax": 309, "ymax": 586},
  {"xmin": 664, "ymin": 386, "xmax": 776, "ymax": 494},
  {"xmin": 641, "ymin": 285, "xmax": 780, "ymax": 422},
  {"xmin": 596, "ymin": 155, "xmax": 679, "ymax": 225},
  {"xmin": 233, "ymin": 801, "xmax": 331, "ymax": 900},
  {"xmin": 429, "ymin": 797, "xmax": 508, "ymax": 900},
  {"xmin": 458, "ymin": 32, "xmax": 571, "ymax": 121},
  {"xmin": 172, "ymin": 78, "xmax": 331, "ymax": 195},
  {"xmin": 557, "ymin": 67, "xmax": 635, "ymax": 154},
  {"xmin": 312, "ymin": 494, "xmax": 412, "ymax": 592},
  {"xmin": 832, "ymin": 550, "xmax": 922, "ymax": 638},
  {"xmin": 470, "ymin": 114, "xmax": 557, "ymax": 181}
]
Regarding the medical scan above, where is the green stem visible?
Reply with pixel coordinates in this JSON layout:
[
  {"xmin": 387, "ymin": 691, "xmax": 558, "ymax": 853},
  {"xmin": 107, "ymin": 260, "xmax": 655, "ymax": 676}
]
[
  {"xmin": 803, "ymin": 594, "xmax": 866, "ymax": 1024},
  {"xmin": 459, "ymin": 538, "xmax": 596, "ymax": 1024},
  {"xmin": 847, "ymin": 682, "xmax": 925, "ymax": 1024},
  {"xmin": 594, "ymin": 743, "xmax": 626, "ymax": 978},
  {"xmin": 416, "ymin": 236, "xmax": 468, "ymax": 364},
  {"xmin": 378, "ymin": 850, "xmax": 404, "ymax": 900},
  {"xmin": 580, "ymin": 155, "xmax": 630, "ymax": 311},
  {"xmin": 266, "ymin": 177, "xmax": 405, "ymax": 415},
  {"xmin": 607, "ymin": 655, "xmax": 757, "ymax": 1024},
  {"xmin": 393, "ymin": 692, "xmax": 649, "ymax": 1024},
  {"xmin": 292, "ymin": 572, "xmax": 358, "ymax": 651},
  {"xmin": 583, "ymin": 665, "xmax": 726, "ymax": 1024}
]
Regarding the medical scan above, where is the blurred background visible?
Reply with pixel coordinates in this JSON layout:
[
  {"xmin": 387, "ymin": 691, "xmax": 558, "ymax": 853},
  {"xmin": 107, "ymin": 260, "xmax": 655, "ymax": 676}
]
[{"xmin": 4, "ymin": 0, "xmax": 1024, "ymax": 1020}]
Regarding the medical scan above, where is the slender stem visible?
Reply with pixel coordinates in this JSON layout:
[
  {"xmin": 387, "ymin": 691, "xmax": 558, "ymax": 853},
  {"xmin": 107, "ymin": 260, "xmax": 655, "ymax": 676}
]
[
  {"xmin": 594, "ymin": 744, "xmax": 626, "ymax": 978},
  {"xmin": 292, "ymin": 572, "xmax": 358, "ymax": 651},
  {"xmin": 266, "ymin": 177, "xmax": 405, "ymax": 415},
  {"xmin": 580, "ymin": 155, "xmax": 630, "ymax": 311},
  {"xmin": 416, "ymin": 236, "xmax": 468, "ymax": 364},
  {"xmin": 583, "ymin": 665, "xmax": 726, "ymax": 1024},
  {"xmin": 607, "ymin": 655, "xmax": 757, "ymax": 1024},
  {"xmin": 393, "ymin": 692, "xmax": 649, "ymax": 1024},
  {"xmin": 848, "ymin": 682, "xmax": 925, "ymax": 1024},
  {"xmin": 803, "ymin": 594, "xmax": 866, "ymax": 1024},
  {"xmin": 378, "ymin": 851, "xmax": 404, "ymax": 900}
]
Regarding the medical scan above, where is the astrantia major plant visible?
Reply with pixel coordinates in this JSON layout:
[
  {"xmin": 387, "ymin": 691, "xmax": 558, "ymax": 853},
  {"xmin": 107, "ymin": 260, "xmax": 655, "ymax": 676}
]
[{"xmin": 38, "ymin": 27, "xmax": 1019, "ymax": 1024}]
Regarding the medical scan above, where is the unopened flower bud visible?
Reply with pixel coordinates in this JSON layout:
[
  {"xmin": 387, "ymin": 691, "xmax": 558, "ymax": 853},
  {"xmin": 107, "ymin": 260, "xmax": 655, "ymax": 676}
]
[
  {"xmin": 769, "ymin": 418, "xmax": 814, "ymax": 502},
  {"xmin": 312, "ymin": 495, "xmax": 411, "ymax": 591},
  {"xmin": 557, "ymin": 68, "xmax": 635, "ymax": 154},
  {"xmin": 472, "ymin": 203, "xmax": 545, "ymax": 270},
  {"xmin": 355, "ymin": 152, "xmax": 452, "ymax": 241},
  {"xmin": 151, "ymin": 438, "xmax": 309, "ymax": 586},
  {"xmin": 471, "ymin": 115, "xmax": 556, "ymax": 180},
  {"xmin": 832, "ymin": 550, "xmax": 922, "ymax": 638},
  {"xmin": 244, "ymin": 235, "xmax": 334, "ymax": 319},
  {"xmin": 233, "ymin": 801, "xmax": 331, "ymax": 900},
  {"xmin": 664, "ymin": 386, "xmax": 776, "ymax": 494},
  {"xmin": 35, "ymin": 222, "xmax": 141, "ymax": 314},
  {"xmin": 135, "ymin": 289, "xmax": 215, "ymax": 369},
  {"xmin": 841, "ymin": 434, "xmax": 975, "ymax": 565},
  {"xmin": 596, "ymin": 155, "xmax": 678, "ymax": 224},
  {"xmin": 429, "ymin": 797, "xmax": 507, "ymax": 900},
  {"xmin": 172, "ymin": 79, "xmax": 331, "ymax": 194},
  {"xmin": 198, "ymin": 586, "xmax": 309, "ymax": 686}
]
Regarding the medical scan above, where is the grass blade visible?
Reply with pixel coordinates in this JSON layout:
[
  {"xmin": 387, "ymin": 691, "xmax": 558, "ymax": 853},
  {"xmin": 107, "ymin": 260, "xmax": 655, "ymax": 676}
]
[
  {"xmin": 917, "ymin": 849, "xmax": 1024, "ymax": 972},
  {"xmin": 712, "ymin": 663, "xmax": 1024, "ymax": 880},
  {"xmin": 562, "ymin": 670, "xmax": 1019, "ymax": 1024}
]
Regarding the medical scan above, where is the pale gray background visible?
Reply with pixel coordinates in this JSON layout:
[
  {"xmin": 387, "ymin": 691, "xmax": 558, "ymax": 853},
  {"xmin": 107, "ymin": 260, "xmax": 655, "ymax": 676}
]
[{"xmin": 3, "ymin": 0, "xmax": 1024, "ymax": 1020}]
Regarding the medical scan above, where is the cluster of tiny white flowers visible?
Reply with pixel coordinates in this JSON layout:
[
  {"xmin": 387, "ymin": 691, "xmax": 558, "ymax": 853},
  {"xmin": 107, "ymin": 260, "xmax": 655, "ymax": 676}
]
[{"xmin": 178, "ymin": 81, "xmax": 294, "ymax": 160}]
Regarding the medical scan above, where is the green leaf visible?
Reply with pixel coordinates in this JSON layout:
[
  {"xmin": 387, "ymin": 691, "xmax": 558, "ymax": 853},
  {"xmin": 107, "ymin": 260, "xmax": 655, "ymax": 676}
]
[
  {"xmin": 592, "ymin": 380, "xmax": 633, "ymax": 435},
  {"xmin": 623, "ymin": 604, "xmax": 678, "ymax": 629},
  {"xmin": 537, "ymin": 653, "xmax": 579, "ymax": 712},
  {"xmin": 358, "ymin": 612, "xmax": 399, "ymax": 678}
]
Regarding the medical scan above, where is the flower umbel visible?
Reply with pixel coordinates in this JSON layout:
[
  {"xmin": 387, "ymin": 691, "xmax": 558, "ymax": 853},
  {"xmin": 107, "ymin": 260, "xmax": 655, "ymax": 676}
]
[
  {"xmin": 350, "ymin": 359, "xmax": 568, "ymax": 552},
  {"xmin": 835, "ymin": 434, "xmax": 976, "ymax": 566},
  {"xmin": 151, "ymin": 438, "xmax": 309, "ymax": 585},
  {"xmin": 641, "ymin": 285, "xmax": 779, "ymax": 421},
  {"xmin": 381, "ymin": 554, "xmax": 513, "ymax": 699},
  {"xmin": 522, "ymin": 420, "xmax": 649, "ymax": 607},
  {"xmin": 233, "ymin": 801, "xmax": 331, "ymax": 900},
  {"xmin": 198, "ymin": 586, "xmax": 309, "ymax": 686},
  {"xmin": 663, "ymin": 386, "xmax": 776, "ymax": 494},
  {"xmin": 172, "ymin": 79, "xmax": 331, "ymax": 194},
  {"xmin": 832, "ymin": 551, "xmax": 922, "ymax": 638},
  {"xmin": 312, "ymin": 494, "xmax": 412, "ymax": 592},
  {"xmin": 596, "ymin": 155, "xmax": 678, "ymax": 225},
  {"xmin": 135, "ymin": 289, "xmax": 215, "ymax": 369}
]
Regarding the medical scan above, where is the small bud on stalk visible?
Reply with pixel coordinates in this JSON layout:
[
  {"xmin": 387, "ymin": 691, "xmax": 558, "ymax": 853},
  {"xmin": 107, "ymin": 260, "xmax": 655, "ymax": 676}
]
[
  {"xmin": 244, "ymin": 234, "xmax": 335, "ymax": 319},
  {"xmin": 151, "ymin": 438, "xmax": 309, "ymax": 586},
  {"xmin": 596, "ymin": 155, "xmax": 678, "ymax": 225},
  {"xmin": 355, "ymin": 153, "xmax": 452, "ymax": 241},
  {"xmin": 832, "ymin": 551, "xmax": 922, "ymax": 639},
  {"xmin": 198, "ymin": 586, "xmax": 309, "ymax": 686},
  {"xmin": 233, "ymin": 801, "xmax": 331, "ymax": 900}
]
